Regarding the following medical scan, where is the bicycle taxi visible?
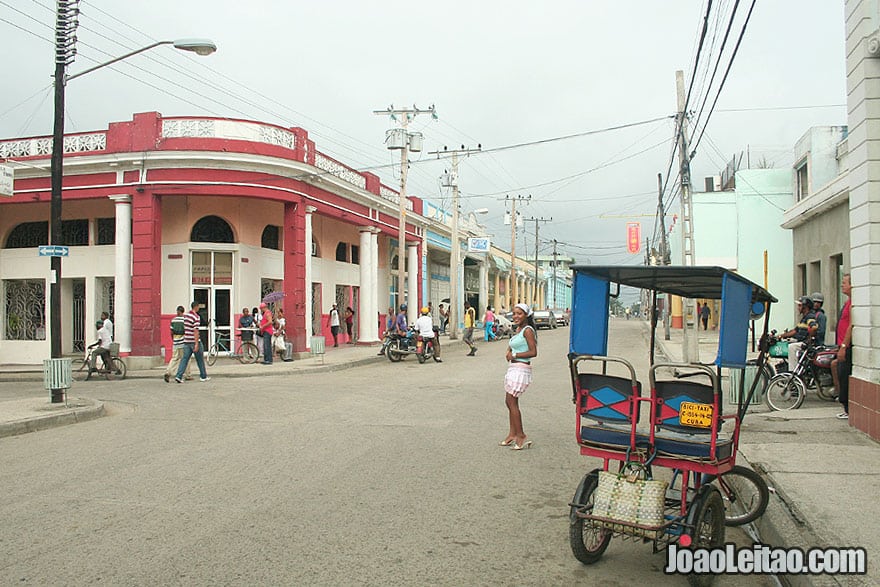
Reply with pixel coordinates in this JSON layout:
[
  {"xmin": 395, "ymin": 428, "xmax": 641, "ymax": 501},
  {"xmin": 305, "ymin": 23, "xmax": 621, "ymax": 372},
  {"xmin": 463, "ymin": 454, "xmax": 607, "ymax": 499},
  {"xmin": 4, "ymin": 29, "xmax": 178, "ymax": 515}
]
[{"xmin": 566, "ymin": 265, "xmax": 776, "ymax": 583}]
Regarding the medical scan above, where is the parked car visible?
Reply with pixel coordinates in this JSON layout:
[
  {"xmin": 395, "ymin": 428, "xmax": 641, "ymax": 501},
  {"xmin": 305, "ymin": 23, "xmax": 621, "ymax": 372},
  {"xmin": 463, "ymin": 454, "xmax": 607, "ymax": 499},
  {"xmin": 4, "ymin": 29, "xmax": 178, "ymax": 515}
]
[
  {"xmin": 552, "ymin": 309, "xmax": 569, "ymax": 326},
  {"xmin": 532, "ymin": 309, "xmax": 557, "ymax": 329}
]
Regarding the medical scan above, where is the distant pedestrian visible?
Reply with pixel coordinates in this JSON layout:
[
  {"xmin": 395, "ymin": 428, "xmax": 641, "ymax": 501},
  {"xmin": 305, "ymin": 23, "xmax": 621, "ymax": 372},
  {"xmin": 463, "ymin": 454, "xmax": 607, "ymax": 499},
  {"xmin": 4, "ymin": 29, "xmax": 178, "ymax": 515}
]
[
  {"xmin": 700, "ymin": 302, "xmax": 710, "ymax": 330},
  {"xmin": 438, "ymin": 303, "xmax": 448, "ymax": 333},
  {"xmin": 274, "ymin": 307, "xmax": 287, "ymax": 359},
  {"xmin": 175, "ymin": 301, "xmax": 210, "ymax": 383},
  {"xmin": 344, "ymin": 306, "xmax": 355, "ymax": 343},
  {"xmin": 500, "ymin": 303, "xmax": 538, "ymax": 450},
  {"xmin": 328, "ymin": 304, "xmax": 341, "ymax": 347},
  {"xmin": 259, "ymin": 302, "xmax": 274, "ymax": 364},
  {"xmin": 164, "ymin": 305, "xmax": 192, "ymax": 382},
  {"xmin": 810, "ymin": 292, "xmax": 827, "ymax": 345},
  {"xmin": 252, "ymin": 306, "xmax": 263, "ymax": 356},
  {"xmin": 832, "ymin": 274, "xmax": 852, "ymax": 419},
  {"xmin": 484, "ymin": 306, "xmax": 496, "ymax": 342},
  {"xmin": 239, "ymin": 307, "xmax": 255, "ymax": 342},
  {"xmin": 463, "ymin": 301, "xmax": 477, "ymax": 356}
]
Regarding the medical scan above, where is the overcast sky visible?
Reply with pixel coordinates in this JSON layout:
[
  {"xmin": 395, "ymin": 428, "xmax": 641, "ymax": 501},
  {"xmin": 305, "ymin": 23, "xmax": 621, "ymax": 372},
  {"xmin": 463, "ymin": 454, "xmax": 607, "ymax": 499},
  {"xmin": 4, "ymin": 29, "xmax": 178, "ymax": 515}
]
[{"xmin": 0, "ymin": 1, "xmax": 847, "ymax": 269}]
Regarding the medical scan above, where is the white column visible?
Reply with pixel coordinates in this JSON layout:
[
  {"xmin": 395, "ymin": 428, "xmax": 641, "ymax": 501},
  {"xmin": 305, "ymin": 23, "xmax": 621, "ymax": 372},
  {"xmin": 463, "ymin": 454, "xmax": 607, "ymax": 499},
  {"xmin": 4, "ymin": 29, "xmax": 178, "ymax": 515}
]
[
  {"xmin": 478, "ymin": 261, "xmax": 488, "ymax": 315},
  {"xmin": 407, "ymin": 243, "xmax": 419, "ymax": 324},
  {"xmin": 358, "ymin": 226, "xmax": 379, "ymax": 343},
  {"xmin": 304, "ymin": 206, "xmax": 316, "ymax": 348},
  {"xmin": 109, "ymin": 195, "xmax": 132, "ymax": 353},
  {"xmin": 371, "ymin": 228, "xmax": 381, "ymax": 326}
]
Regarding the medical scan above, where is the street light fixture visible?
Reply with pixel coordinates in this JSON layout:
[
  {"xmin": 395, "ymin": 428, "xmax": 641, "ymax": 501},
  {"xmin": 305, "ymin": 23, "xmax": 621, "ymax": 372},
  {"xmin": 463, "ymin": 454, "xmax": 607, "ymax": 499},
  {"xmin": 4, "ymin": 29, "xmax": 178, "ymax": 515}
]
[{"xmin": 48, "ymin": 4, "xmax": 216, "ymax": 402}]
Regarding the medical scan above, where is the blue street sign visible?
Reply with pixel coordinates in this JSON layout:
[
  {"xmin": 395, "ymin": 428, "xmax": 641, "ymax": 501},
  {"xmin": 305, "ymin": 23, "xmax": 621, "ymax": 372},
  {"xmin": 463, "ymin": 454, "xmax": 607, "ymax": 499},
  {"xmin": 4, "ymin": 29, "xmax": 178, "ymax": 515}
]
[{"xmin": 38, "ymin": 245, "xmax": 69, "ymax": 257}]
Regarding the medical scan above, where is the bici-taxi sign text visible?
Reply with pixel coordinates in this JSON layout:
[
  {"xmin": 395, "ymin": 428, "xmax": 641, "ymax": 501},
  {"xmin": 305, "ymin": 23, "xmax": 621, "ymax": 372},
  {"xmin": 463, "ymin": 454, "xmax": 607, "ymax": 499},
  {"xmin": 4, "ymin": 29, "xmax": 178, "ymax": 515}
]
[{"xmin": 678, "ymin": 401, "xmax": 713, "ymax": 428}]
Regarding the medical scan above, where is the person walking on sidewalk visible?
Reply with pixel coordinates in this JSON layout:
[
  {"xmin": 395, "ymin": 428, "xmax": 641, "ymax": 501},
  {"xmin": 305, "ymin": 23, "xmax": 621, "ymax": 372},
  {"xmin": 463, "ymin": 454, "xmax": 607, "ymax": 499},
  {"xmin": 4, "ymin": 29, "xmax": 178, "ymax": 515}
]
[
  {"xmin": 259, "ymin": 303, "xmax": 274, "ymax": 364},
  {"xmin": 484, "ymin": 306, "xmax": 496, "ymax": 342},
  {"xmin": 700, "ymin": 302, "xmax": 710, "ymax": 330},
  {"xmin": 463, "ymin": 301, "xmax": 477, "ymax": 356},
  {"xmin": 500, "ymin": 303, "xmax": 538, "ymax": 450},
  {"xmin": 832, "ymin": 274, "xmax": 853, "ymax": 419},
  {"xmin": 344, "ymin": 306, "xmax": 355, "ymax": 343},
  {"xmin": 328, "ymin": 304, "xmax": 341, "ymax": 347},
  {"xmin": 175, "ymin": 301, "xmax": 210, "ymax": 383},
  {"xmin": 165, "ymin": 305, "xmax": 192, "ymax": 382}
]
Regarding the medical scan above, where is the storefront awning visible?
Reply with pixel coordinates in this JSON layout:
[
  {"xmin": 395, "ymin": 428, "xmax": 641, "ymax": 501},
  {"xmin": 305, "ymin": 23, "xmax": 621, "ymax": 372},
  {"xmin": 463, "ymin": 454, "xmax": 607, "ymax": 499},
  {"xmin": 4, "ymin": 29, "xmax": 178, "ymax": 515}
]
[{"xmin": 490, "ymin": 255, "xmax": 510, "ymax": 272}]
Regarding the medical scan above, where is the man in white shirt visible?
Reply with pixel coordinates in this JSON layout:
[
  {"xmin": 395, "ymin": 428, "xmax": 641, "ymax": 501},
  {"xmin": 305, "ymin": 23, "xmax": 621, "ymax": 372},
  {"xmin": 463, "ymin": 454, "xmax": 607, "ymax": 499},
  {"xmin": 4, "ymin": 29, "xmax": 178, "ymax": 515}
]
[
  {"xmin": 328, "ymin": 304, "xmax": 341, "ymax": 347},
  {"xmin": 416, "ymin": 306, "xmax": 442, "ymax": 362},
  {"xmin": 101, "ymin": 311, "xmax": 113, "ymax": 340},
  {"xmin": 89, "ymin": 320, "xmax": 112, "ymax": 371}
]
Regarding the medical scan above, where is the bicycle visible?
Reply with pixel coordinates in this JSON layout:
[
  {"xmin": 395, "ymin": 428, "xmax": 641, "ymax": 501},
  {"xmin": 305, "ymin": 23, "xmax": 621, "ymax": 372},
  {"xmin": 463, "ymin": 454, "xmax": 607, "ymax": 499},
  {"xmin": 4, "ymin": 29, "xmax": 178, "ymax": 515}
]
[
  {"xmin": 73, "ymin": 343, "xmax": 127, "ymax": 381},
  {"xmin": 206, "ymin": 330, "xmax": 260, "ymax": 366}
]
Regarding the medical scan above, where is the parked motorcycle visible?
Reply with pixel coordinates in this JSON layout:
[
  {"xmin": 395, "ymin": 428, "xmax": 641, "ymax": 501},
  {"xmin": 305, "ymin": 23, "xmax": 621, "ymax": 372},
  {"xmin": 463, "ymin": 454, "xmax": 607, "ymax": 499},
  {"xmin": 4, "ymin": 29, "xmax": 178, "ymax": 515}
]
[
  {"xmin": 386, "ymin": 328, "xmax": 417, "ymax": 362},
  {"xmin": 764, "ymin": 331, "xmax": 838, "ymax": 410}
]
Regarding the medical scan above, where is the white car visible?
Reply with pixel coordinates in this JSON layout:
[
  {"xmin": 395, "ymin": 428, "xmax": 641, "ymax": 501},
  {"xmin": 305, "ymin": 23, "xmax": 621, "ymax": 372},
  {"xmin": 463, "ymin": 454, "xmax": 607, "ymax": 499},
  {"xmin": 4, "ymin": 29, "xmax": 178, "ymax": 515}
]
[{"xmin": 552, "ymin": 309, "xmax": 569, "ymax": 326}]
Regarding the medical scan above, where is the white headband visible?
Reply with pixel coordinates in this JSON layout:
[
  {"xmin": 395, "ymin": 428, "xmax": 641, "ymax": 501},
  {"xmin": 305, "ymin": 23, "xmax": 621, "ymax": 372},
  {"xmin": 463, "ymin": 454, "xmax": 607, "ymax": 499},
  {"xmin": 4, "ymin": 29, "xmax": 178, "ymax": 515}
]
[{"xmin": 515, "ymin": 303, "xmax": 533, "ymax": 317}]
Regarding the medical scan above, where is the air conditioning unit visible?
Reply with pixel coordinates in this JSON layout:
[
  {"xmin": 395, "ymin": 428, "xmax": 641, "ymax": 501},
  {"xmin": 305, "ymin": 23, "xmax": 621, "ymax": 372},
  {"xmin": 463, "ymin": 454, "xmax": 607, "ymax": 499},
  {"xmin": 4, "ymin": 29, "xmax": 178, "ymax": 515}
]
[{"xmin": 867, "ymin": 30, "xmax": 880, "ymax": 57}]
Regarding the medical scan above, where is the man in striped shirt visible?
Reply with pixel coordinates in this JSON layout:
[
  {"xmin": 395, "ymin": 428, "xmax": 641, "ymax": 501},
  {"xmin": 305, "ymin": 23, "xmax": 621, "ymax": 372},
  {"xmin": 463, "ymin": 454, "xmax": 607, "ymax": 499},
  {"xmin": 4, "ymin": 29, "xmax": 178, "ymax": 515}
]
[
  {"xmin": 164, "ymin": 305, "xmax": 192, "ymax": 383},
  {"xmin": 175, "ymin": 301, "xmax": 211, "ymax": 383}
]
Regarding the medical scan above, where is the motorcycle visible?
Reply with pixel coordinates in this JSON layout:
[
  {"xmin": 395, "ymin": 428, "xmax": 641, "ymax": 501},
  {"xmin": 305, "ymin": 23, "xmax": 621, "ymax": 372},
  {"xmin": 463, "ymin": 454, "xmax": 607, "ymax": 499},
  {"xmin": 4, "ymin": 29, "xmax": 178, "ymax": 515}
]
[
  {"xmin": 764, "ymin": 331, "xmax": 838, "ymax": 410},
  {"xmin": 415, "ymin": 332, "xmax": 437, "ymax": 364},
  {"xmin": 386, "ymin": 327, "xmax": 417, "ymax": 362}
]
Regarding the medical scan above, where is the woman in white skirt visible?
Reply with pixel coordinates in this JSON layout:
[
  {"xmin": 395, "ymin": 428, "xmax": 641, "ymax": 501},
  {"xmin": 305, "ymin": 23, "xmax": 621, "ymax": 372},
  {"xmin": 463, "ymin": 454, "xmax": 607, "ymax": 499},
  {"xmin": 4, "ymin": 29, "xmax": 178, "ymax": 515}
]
[{"xmin": 500, "ymin": 303, "xmax": 538, "ymax": 450}]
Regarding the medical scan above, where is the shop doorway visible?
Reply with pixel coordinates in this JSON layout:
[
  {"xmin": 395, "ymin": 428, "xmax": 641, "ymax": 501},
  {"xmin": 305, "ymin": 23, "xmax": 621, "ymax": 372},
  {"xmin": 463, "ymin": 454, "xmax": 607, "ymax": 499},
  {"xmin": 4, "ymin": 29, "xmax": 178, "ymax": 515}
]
[{"xmin": 191, "ymin": 251, "xmax": 233, "ymax": 350}]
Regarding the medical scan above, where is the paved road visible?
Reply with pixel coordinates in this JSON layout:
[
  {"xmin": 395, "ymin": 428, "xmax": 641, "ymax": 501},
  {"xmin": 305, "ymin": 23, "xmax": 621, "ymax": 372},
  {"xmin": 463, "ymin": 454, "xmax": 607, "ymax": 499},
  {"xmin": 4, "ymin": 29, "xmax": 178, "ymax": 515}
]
[{"xmin": 0, "ymin": 322, "xmax": 769, "ymax": 585}]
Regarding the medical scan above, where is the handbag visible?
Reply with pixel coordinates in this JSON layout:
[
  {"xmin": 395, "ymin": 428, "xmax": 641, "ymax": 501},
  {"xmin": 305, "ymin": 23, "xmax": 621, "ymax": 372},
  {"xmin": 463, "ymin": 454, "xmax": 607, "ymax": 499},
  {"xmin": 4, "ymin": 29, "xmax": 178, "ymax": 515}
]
[
  {"xmin": 592, "ymin": 463, "xmax": 668, "ymax": 529},
  {"xmin": 273, "ymin": 334, "xmax": 286, "ymax": 353}
]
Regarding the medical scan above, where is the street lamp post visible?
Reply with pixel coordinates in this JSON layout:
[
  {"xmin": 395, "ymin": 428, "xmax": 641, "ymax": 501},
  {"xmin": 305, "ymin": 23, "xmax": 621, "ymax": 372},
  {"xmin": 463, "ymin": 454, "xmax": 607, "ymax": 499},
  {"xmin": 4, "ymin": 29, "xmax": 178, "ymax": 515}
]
[{"xmin": 48, "ymin": 2, "xmax": 215, "ymax": 402}]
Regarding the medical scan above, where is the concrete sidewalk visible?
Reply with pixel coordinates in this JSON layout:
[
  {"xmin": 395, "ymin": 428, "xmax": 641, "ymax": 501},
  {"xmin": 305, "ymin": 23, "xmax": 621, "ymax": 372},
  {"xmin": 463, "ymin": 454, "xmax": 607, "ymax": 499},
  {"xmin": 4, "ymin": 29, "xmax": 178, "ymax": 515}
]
[{"xmin": 649, "ymin": 320, "xmax": 877, "ymax": 587}]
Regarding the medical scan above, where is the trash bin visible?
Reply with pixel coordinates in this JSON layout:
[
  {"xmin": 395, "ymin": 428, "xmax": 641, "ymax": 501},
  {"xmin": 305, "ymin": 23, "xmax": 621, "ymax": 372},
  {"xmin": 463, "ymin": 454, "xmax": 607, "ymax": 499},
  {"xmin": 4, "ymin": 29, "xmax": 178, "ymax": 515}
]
[
  {"xmin": 728, "ymin": 364, "xmax": 765, "ymax": 405},
  {"xmin": 310, "ymin": 336, "xmax": 326, "ymax": 364},
  {"xmin": 43, "ymin": 358, "xmax": 72, "ymax": 404}
]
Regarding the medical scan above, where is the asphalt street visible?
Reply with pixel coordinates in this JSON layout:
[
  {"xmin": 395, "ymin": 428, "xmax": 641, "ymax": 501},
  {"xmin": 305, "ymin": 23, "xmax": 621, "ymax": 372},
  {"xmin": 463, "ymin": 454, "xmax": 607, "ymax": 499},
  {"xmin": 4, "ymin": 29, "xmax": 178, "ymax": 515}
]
[{"xmin": 0, "ymin": 322, "xmax": 771, "ymax": 586}]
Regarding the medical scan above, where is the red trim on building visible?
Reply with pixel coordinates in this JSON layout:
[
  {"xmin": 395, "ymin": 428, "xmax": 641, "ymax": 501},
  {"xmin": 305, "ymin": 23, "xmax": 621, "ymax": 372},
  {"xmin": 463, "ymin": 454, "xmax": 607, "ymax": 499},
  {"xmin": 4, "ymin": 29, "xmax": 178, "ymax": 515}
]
[{"xmin": 131, "ymin": 191, "xmax": 163, "ymax": 355}]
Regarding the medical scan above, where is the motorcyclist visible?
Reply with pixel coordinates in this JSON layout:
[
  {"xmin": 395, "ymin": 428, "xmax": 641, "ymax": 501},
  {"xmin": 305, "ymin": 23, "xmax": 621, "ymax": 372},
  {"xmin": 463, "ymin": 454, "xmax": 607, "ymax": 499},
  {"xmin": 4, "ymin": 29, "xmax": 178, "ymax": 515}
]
[
  {"xmin": 395, "ymin": 304, "xmax": 408, "ymax": 336},
  {"xmin": 810, "ymin": 292, "xmax": 827, "ymax": 345},
  {"xmin": 415, "ymin": 306, "xmax": 442, "ymax": 363},
  {"xmin": 780, "ymin": 296, "xmax": 818, "ymax": 372}
]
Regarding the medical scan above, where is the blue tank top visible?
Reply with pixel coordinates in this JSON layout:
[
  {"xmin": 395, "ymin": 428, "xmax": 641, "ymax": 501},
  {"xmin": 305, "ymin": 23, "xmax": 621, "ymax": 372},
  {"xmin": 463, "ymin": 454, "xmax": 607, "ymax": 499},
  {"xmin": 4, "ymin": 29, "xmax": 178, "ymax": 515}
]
[{"xmin": 509, "ymin": 325, "xmax": 534, "ymax": 363}]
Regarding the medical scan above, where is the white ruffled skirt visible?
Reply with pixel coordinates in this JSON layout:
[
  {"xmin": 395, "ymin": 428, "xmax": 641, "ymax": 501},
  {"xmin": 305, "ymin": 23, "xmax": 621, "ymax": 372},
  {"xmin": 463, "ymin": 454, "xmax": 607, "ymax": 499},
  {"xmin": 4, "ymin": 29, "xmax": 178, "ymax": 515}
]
[{"xmin": 504, "ymin": 362, "xmax": 533, "ymax": 397}]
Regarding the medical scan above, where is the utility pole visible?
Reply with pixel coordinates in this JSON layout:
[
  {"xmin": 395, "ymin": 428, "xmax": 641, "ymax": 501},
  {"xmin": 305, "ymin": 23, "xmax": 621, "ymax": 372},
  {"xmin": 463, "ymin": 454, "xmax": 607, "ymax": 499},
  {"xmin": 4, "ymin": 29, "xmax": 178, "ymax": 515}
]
[
  {"xmin": 657, "ymin": 172, "xmax": 671, "ymax": 341},
  {"xmin": 501, "ymin": 195, "xmax": 529, "ymax": 307},
  {"xmin": 429, "ymin": 144, "xmax": 480, "ymax": 340},
  {"xmin": 524, "ymin": 216, "xmax": 550, "ymax": 307},
  {"xmin": 675, "ymin": 70, "xmax": 698, "ymax": 361},
  {"xmin": 375, "ymin": 104, "xmax": 436, "ymax": 324},
  {"xmin": 551, "ymin": 239, "xmax": 558, "ymax": 308}
]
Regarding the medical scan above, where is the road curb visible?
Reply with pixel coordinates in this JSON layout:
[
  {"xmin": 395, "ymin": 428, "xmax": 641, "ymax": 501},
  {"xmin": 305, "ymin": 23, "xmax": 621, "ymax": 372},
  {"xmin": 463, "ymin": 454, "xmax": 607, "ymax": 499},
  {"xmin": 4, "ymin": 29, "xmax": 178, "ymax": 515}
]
[{"xmin": 0, "ymin": 398, "xmax": 105, "ymax": 439}]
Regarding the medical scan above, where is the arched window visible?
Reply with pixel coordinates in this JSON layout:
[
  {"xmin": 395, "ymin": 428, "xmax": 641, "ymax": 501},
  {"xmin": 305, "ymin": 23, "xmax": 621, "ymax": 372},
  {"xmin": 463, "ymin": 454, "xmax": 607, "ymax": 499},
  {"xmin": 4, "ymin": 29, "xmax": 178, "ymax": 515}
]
[
  {"xmin": 261, "ymin": 225, "xmax": 281, "ymax": 250},
  {"xmin": 5, "ymin": 221, "xmax": 48, "ymax": 249},
  {"xmin": 335, "ymin": 242, "xmax": 348, "ymax": 262},
  {"xmin": 191, "ymin": 215, "xmax": 234, "ymax": 243}
]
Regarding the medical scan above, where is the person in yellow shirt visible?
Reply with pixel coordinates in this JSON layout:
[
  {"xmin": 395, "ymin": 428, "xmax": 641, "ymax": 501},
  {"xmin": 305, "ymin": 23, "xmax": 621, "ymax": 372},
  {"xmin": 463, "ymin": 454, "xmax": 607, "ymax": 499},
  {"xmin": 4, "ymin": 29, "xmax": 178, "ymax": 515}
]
[{"xmin": 463, "ymin": 301, "xmax": 477, "ymax": 356}]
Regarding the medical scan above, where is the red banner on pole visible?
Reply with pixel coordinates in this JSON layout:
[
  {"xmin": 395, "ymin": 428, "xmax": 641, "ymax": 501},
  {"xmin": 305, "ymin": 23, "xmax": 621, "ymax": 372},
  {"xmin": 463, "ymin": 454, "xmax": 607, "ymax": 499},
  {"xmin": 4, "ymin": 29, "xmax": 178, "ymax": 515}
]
[{"xmin": 626, "ymin": 222, "xmax": 641, "ymax": 254}]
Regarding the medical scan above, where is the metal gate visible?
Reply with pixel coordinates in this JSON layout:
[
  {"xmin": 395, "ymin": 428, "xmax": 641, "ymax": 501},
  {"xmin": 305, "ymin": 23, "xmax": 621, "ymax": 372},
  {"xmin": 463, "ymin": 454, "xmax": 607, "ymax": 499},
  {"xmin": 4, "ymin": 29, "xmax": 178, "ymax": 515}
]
[{"xmin": 72, "ymin": 279, "xmax": 85, "ymax": 352}]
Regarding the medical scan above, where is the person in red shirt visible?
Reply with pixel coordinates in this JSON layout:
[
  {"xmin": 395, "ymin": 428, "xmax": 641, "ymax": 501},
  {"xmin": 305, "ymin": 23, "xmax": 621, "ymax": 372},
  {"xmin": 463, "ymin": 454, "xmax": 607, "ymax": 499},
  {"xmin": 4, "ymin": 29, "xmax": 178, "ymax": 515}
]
[
  {"xmin": 259, "ymin": 302, "xmax": 274, "ymax": 365},
  {"xmin": 832, "ymin": 273, "xmax": 852, "ymax": 419}
]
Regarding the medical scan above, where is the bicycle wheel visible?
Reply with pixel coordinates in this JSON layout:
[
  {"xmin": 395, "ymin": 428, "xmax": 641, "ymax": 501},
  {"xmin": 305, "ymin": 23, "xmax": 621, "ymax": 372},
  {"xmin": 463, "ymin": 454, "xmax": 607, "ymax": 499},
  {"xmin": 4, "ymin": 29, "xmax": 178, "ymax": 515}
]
[
  {"xmin": 73, "ymin": 359, "xmax": 92, "ymax": 382},
  {"xmin": 764, "ymin": 373, "xmax": 806, "ymax": 411},
  {"xmin": 704, "ymin": 465, "xmax": 769, "ymax": 526},
  {"xmin": 238, "ymin": 342, "xmax": 259, "ymax": 364},
  {"xmin": 110, "ymin": 357, "xmax": 127, "ymax": 380},
  {"xmin": 685, "ymin": 487, "xmax": 725, "ymax": 587},
  {"xmin": 569, "ymin": 470, "xmax": 611, "ymax": 565},
  {"xmin": 206, "ymin": 344, "xmax": 219, "ymax": 367}
]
